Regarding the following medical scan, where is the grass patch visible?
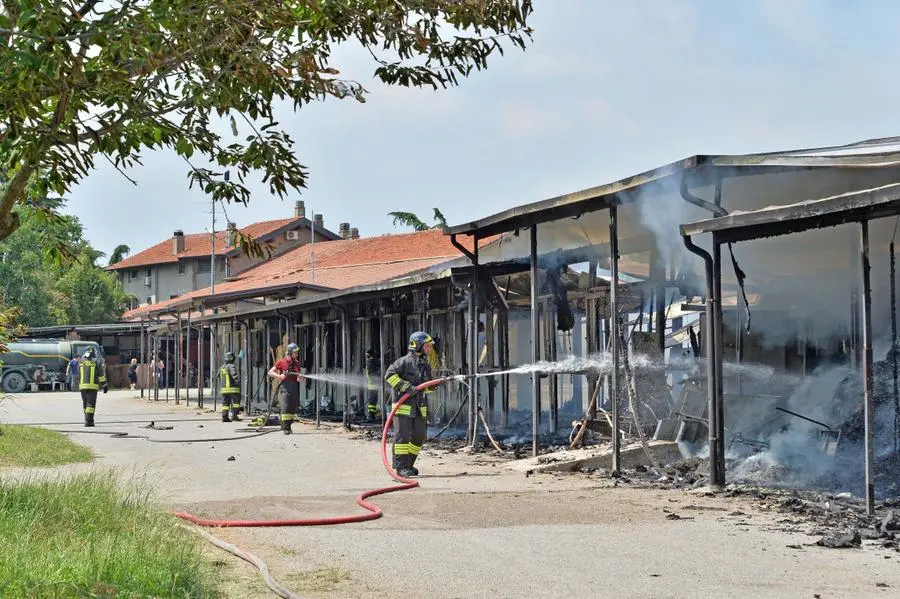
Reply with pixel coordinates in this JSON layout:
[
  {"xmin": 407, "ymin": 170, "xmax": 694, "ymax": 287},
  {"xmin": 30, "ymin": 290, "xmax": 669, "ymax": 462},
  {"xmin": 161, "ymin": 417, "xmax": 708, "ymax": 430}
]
[
  {"xmin": 285, "ymin": 566, "xmax": 352, "ymax": 593},
  {"xmin": 0, "ymin": 470, "xmax": 220, "ymax": 598},
  {"xmin": 0, "ymin": 424, "xmax": 94, "ymax": 467}
]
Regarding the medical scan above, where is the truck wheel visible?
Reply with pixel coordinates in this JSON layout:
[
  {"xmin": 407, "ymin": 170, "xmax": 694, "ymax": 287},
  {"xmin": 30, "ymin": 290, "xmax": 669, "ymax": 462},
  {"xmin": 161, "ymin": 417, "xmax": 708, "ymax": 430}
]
[{"xmin": 2, "ymin": 372, "xmax": 28, "ymax": 393}]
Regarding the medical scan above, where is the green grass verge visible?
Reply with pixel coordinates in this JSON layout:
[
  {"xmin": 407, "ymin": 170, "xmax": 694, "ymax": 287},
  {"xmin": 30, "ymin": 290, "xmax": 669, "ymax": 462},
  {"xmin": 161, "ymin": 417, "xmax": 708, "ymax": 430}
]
[
  {"xmin": 0, "ymin": 470, "xmax": 221, "ymax": 598},
  {"xmin": 0, "ymin": 424, "xmax": 94, "ymax": 467}
]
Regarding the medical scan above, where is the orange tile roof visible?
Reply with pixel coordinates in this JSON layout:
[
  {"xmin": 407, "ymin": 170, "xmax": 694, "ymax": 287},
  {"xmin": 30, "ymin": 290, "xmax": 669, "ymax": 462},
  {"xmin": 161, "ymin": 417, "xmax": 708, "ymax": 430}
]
[
  {"xmin": 108, "ymin": 217, "xmax": 335, "ymax": 271},
  {"xmin": 122, "ymin": 229, "xmax": 475, "ymax": 320}
]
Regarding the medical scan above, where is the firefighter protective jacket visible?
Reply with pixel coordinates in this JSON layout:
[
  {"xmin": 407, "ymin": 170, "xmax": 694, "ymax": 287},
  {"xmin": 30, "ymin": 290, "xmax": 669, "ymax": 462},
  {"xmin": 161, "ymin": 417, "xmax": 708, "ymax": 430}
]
[
  {"xmin": 219, "ymin": 363, "xmax": 240, "ymax": 395},
  {"xmin": 384, "ymin": 351, "xmax": 434, "ymax": 416},
  {"xmin": 78, "ymin": 359, "xmax": 107, "ymax": 391}
]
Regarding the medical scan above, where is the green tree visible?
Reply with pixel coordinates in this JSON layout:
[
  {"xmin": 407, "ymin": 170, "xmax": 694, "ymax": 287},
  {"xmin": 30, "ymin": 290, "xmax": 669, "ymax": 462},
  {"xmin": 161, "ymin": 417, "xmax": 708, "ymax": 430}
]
[
  {"xmin": 389, "ymin": 208, "xmax": 448, "ymax": 231},
  {"xmin": 0, "ymin": 0, "xmax": 533, "ymax": 248},
  {"xmin": 108, "ymin": 244, "xmax": 131, "ymax": 266},
  {"xmin": 0, "ymin": 202, "xmax": 131, "ymax": 326}
]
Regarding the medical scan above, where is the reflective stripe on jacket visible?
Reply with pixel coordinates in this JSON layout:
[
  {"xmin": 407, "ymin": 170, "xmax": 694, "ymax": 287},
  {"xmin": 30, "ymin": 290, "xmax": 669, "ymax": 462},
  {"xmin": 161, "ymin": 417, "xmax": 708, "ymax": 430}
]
[
  {"xmin": 78, "ymin": 360, "xmax": 106, "ymax": 391},
  {"xmin": 384, "ymin": 351, "xmax": 433, "ymax": 409},
  {"xmin": 219, "ymin": 363, "xmax": 240, "ymax": 394}
]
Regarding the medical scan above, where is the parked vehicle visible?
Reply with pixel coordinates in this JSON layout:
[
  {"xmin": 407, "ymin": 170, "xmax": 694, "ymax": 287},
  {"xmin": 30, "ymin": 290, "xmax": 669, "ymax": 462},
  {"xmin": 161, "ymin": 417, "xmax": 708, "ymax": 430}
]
[{"xmin": 0, "ymin": 338, "xmax": 105, "ymax": 393}]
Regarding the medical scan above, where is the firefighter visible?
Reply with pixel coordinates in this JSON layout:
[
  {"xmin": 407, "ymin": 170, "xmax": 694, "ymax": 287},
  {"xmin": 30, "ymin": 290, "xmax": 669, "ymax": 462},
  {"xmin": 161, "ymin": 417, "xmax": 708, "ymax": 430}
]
[
  {"xmin": 364, "ymin": 348, "xmax": 381, "ymax": 421},
  {"xmin": 219, "ymin": 351, "xmax": 242, "ymax": 422},
  {"xmin": 77, "ymin": 348, "xmax": 107, "ymax": 427},
  {"xmin": 384, "ymin": 331, "xmax": 436, "ymax": 477},
  {"xmin": 268, "ymin": 342, "xmax": 303, "ymax": 434}
]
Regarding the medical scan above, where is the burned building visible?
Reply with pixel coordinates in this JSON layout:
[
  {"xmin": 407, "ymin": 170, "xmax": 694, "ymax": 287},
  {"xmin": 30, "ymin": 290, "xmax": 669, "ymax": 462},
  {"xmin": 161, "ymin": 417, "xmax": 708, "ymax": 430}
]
[{"xmin": 119, "ymin": 136, "xmax": 900, "ymax": 511}]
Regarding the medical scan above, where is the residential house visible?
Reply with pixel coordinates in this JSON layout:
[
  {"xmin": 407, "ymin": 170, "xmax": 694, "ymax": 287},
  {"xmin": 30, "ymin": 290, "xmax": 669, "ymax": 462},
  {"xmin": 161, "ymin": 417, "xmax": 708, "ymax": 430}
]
[{"xmin": 108, "ymin": 201, "xmax": 343, "ymax": 307}]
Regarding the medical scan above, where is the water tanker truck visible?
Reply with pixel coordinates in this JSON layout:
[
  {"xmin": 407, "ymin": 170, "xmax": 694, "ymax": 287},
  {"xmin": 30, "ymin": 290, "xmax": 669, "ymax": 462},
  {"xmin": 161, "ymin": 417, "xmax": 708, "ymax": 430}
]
[{"xmin": 0, "ymin": 338, "xmax": 105, "ymax": 393}]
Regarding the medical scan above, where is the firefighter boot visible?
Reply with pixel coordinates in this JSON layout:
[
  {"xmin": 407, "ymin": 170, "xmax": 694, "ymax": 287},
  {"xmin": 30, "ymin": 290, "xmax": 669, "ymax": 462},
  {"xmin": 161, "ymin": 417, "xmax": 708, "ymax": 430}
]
[
  {"xmin": 408, "ymin": 454, "xmax": 420, "ymax": 477},
  {"xmin": 221, "ymin": 410, "xmax": 231, "ymax": 423},
  {"xmin": 395, "ymin": 454, "xmax": 416, "ymax": 478},
  {"xmin": 230, "ymin": 408, "xmax": 242, "ymax": 422},
  {"xmin": 281, "ymin": 419, "xmax": 293, "ymax": 435},
  {"xmin": 84, "ymin": 413, "xmax": 95, "ymax": 427}
]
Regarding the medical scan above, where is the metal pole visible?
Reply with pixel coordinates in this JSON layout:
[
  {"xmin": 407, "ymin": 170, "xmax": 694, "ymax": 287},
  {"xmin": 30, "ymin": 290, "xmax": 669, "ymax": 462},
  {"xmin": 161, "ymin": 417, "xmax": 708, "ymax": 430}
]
[
  {"xmin": 310, "ymin": 209, "xmax": 316, "ymax": 285},
  {"xmin": 211, "ymin": 321, "xmax": 218, "ymax": 412},
  {"xmin": 139, "ymin": 320, "xmax": 146, "ymax": 398},
  {"xmin": 530, "ymin": 224, "xmax": 541, "ymax": 456},
  {"xmin": 891, "ymin": 242, "xmax": 899, "ymax": 455},
  {"xmin": 468, "ymin": 242, "xmax": 479, "ymax": 445},
  {"xmin": 210, "ymin": 199, "xmax": 216, "ymax": 295},
  {"xmin": 712, "ymin": 241, "xmax": 726, "ymax": 484},
  {"xmin": 174, "ymin": 316, "xmax": 181, "ymax": 404},
  {"xmin": 165, "ymin": 334, "xmax": 170, "ymax": 402},
  {"xmin": 315, "ymin": 315, "xmax": 321, "ymax": 429},
  {"xmin": 860, "ymin": 221, "xmax": 876, "ymax": 515},
  {"xmin": 379, "ymin": 307, "xmax": 386, "ymax": 431},
  {"xmin": 341, "ymin": 308, "xmax": 350, "ymax": 429},
  {"xmin": 548, "ymin": 299, "xmax": 558, "ymax": 434},
  {"xmin": 187, "ymin": 310, "xmax": 193, "ymax": 403},
  {"xmin": 197, "ymin": 323, "xmax": 204, "ymax": 408},
  {"xmin": 609, "ymin": 205, "xmax": 621, "ymax": 472}
]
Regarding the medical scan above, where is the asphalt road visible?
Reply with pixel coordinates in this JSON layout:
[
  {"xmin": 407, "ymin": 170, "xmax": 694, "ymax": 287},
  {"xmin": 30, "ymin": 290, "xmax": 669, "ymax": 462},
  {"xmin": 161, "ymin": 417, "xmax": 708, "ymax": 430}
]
[{"xmin": 3, "ymin": 390, "xmax": 899, "ymax": 599}]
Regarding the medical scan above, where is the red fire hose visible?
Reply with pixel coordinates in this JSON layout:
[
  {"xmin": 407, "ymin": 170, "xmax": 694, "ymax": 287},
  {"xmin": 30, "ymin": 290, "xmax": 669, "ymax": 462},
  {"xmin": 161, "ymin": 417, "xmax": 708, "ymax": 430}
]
[{"xmin": 173, "ymin": 378, "xmax": 448, "ymax": 527}]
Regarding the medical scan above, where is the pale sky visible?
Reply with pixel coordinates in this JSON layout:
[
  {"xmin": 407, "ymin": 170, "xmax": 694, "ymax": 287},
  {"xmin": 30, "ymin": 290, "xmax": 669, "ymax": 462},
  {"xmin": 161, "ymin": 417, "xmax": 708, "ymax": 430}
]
[{"xmin": 66, "ymin": 1, "xmax": 900, "ymax": 258}]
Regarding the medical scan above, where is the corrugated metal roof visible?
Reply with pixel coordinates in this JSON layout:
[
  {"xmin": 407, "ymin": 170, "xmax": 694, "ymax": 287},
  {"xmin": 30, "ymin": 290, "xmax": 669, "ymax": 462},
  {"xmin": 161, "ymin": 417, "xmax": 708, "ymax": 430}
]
[{"xmin": 446, "ymin": 135, "xmax": 900, "ymax": 238}]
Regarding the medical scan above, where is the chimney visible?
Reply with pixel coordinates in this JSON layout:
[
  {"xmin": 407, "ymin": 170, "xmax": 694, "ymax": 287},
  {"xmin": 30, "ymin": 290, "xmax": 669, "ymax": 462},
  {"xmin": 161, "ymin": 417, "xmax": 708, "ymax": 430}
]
[
  {"xmin": 339, "ymin": 222, "xmax": 350, "ymax": 239},
  {"xmin": 172, "ymin": 230, "xmax": 184, "ymax": 254},
  {"xmin": 226, "ymin": 222, "xmax": 237, "ymax": 247},
  {"xmin": 350, "ymin": 227, "xmax": 359, "ymax": 240},
  {"xmin": 314, "ymin": 214, "xmax": 323, "ymax": 230},
  {"xmin": 294, "ymin": 200, "xmax": 305, "ymax": 219}
]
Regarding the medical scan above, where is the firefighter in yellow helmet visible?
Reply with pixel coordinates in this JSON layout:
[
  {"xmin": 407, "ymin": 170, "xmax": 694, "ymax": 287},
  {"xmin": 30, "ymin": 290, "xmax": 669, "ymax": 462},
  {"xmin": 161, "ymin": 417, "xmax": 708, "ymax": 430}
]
[
  {"xmin": 219, "ymin": 351, "xmax": 242, "ymax": 422},
  {"xmin": 384, "ymin": 331, "xmax": 435, "ymax": 477},
  {"xmin": 77, "ymin": 347, "xmax": 107, "ymax": 427}
]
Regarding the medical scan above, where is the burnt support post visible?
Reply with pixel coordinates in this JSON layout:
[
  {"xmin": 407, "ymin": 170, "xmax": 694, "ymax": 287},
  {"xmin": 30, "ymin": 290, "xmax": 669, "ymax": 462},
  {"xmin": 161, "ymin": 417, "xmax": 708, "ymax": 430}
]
[
  {"xmin": 712, "ymin": 241, "xmax": 726, "ymax": 484},
  {"xmin": 467, "ymin": 241, "xmax": 480, "ymax": 445},
  {"xmin": 530, "ymin": 224, "xmax": 541, "ymax": 456},
  {"xmin": 340, "ymin": 307, "xmax": 351, "ymax": 429},
  {"xmin": 891, "ymin": 242, "xmax": 899, "ymax": 455},
  {"xmin": 860, "ymin": 221, "xmax": 876, "ymax": 515},
  {"xmin": 651, "ymin": 248, "xmax": 666, "ymax": 354},
  {"xmin": 485, "ymin": 308, "xmax": 495, "ymax": 425},
  {"xmin": 499, "ymin": 310, "xmax": 510, "ymax": 429},
  {"xmin": 682, "ymin": 234, "xmax": 719, "ymax": 484},
  {"xmin": 548, "ymin": 300, "xmax": 559, "ymax": 434},
  {"xmin": 609, "ymin": 205, "xmax": 621, "ymax": 472}
]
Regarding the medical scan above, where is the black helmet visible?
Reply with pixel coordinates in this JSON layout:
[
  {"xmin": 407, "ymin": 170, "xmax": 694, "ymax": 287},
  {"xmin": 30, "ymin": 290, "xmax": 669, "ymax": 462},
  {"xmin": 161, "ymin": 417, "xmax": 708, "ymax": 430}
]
[
  {"xmin": 408, "ymin": 331, "xmax": 433, "ymax": 354},
  {"xmin": 224, "ymin": 351, "xmax": 235, "ymax": 363}
]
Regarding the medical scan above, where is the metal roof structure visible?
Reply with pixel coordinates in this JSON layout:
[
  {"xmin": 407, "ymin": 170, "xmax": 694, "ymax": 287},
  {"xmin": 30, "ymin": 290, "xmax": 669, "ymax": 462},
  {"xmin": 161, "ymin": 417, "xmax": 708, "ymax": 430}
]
[
  {"xmin": 446, "ymin": 136, "xmax": 900, "ymax": 240},
  {"xmin": 680, "ymin": 183, "xmax": 900, "ymax": 242}
]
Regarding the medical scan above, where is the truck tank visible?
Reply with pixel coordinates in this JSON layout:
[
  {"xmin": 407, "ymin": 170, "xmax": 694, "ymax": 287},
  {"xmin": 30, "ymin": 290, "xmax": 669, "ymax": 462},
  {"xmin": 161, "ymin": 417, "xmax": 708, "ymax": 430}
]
[{"xmin": 0, "ymin": 339, "xmax": 104, "ymax": 393}]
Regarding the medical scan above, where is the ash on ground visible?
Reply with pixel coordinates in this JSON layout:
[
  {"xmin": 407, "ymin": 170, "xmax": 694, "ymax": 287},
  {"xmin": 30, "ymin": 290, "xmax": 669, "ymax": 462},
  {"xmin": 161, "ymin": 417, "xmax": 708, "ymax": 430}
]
[{"xmin": 573, "ymin": 454, "xmax": 900, "ymax": 552}]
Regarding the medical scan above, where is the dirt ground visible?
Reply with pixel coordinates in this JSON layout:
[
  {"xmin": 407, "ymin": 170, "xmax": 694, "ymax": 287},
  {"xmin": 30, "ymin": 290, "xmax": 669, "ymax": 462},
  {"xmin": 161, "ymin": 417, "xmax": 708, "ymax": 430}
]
[{"xmin": 2, "ymin": 390, "xmax": 899, "ymax": 599}]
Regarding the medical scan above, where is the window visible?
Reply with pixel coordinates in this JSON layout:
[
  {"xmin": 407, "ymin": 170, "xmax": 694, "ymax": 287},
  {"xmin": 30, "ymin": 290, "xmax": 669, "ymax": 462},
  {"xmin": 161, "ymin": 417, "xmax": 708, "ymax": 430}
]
[
  {"xmin": 197, "ymin": 259, "xmax": 211, "ymax": 273},
  {"xmin": 145, "ymin": 268, "xmax": 152, "ymax": 277},
  {"xmin": 129, "ymin": 270, "xmax": 137, "ymax": 280},
  {"xmin": 146, "ymin": 297, "xmax": 153, "ymax": 305},
  {"xmin": 178, "ymin": 262, "xmax": 186, "ymax": 275},
  {"xmin": 169, "ymin": 294, "xmax": 179, "ymax": 300}
]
